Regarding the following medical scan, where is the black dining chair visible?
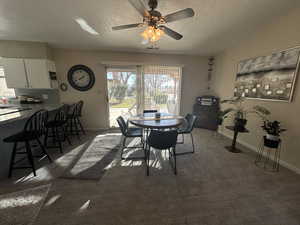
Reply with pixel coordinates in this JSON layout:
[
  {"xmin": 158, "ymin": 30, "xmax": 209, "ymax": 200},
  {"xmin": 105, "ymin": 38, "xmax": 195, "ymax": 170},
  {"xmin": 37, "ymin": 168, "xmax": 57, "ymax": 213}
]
[
  {"xmin": 146, "ymin": 129, "xmax": 178, "ymax": 176},
  {"xmin": 44, "ymin": 104, "xmax": 72, "ymax": 153},
  {"xmin": 143, "ymin": 109, "xmax": 158, "ymax": 114},
  {"xmin": 177, "ymin": 113, "xmax": 197, "ymax": 154},
  {"xmin": 3, "ymin": 110, "xmax": 52, "ymax": 177},
  {"xmin": 116, "ymin": 116, "xmax": 145, "ymax": 160}
]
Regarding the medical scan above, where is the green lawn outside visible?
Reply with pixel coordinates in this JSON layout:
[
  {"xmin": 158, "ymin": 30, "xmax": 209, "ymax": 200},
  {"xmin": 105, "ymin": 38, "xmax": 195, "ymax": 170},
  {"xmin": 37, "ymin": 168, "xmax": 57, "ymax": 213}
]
[{"xmin": 110, "ymin": 98, "xmax": 136, "ymax": 108}]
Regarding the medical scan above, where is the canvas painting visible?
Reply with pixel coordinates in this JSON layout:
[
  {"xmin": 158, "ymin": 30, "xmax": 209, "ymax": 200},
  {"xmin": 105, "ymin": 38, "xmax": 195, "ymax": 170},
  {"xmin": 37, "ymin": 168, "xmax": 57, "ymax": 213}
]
[{"xmin": 234, "ymin": 47, "xmax": 300, "ymax": 101}]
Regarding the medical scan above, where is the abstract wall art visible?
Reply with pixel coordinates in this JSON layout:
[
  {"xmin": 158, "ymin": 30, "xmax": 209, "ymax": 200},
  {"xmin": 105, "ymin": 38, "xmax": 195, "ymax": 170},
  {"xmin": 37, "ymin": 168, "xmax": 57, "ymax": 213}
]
[{"xmin": 234, "ymin": 47, "xmax": 300, "ymax": 102}]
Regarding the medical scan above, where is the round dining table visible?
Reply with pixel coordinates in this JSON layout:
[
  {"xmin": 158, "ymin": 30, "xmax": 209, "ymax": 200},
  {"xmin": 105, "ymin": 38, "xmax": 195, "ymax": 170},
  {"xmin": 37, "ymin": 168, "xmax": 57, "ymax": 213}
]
[{"xmin": 129, "ymin": 112, "xmax": 184, "ymax": 129}]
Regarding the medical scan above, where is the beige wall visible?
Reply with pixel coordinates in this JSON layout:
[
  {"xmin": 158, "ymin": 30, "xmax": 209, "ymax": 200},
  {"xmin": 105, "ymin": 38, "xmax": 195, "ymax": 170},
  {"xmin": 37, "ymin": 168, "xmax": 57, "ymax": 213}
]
[
  {"xmin": 211, "ymin": 7, "xmax": 300, "ymax": 170},
  {"xmin": 0, "ymin": 40, "xmax": 50, "ymax": 58},
  {"xmin": 53, "ymin": 49, "xmax": 209, "ymax": 129}
]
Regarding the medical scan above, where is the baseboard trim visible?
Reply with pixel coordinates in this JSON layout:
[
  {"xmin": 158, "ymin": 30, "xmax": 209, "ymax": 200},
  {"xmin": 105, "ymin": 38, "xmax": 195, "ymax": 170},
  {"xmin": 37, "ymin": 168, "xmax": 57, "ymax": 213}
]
[
  {"xmin": 85, "ymin": 128, "xmax": 109, "ymax": 132},
  {"xmin": 218, "ymin": 130, "xmax": 300, "ymax": 175}
]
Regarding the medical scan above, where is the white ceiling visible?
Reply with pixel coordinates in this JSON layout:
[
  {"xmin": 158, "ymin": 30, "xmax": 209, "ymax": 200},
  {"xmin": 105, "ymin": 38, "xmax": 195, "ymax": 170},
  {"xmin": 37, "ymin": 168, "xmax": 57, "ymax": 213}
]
[{"xmin": 0, "ymin": 0, "xmax": 299, "ymax": 55}]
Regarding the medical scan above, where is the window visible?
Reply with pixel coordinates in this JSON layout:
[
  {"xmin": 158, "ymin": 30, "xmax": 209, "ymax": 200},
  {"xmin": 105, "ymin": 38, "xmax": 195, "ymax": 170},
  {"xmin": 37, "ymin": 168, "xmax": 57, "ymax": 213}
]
[{"xmin": 0, "ymin": 66, "xmax": 15, "ymax": 97}]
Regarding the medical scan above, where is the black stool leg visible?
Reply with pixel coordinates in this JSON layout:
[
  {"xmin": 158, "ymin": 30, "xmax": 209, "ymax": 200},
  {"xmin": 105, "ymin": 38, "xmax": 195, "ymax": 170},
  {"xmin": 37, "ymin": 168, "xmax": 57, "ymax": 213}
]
[
  {"xmin": 36, "ymin": 137, "xmax": 52, "ymax": 162},
  {"xmin": 8, "ymin": 142, "xmax": 18, "ymax": 178},
  {"xmin": 44, "ymin": 128, "xmax": 49, "ymax": 147},
  {"xmin": 55, "ymin": 127, "xmax": 63, "ymax": 153},
  {"xmin": 25, "ymin": 141, "xmax": 36, "ymax": 176},
  {"xmin": 74, "ymin": 118, "xmax": 80, "ymax": 139},
  {"xmin": 77, "ymin": 117, "xmax": 86, "ymax": 135},
  {"xmin": 63, "ymin": 125, "xmax": 72, "ymax": 145}
]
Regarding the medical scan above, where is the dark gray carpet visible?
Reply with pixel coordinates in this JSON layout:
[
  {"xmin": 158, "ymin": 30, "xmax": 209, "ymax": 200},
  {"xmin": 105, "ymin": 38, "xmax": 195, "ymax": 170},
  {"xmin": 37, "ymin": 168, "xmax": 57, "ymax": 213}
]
[
  {"xmin": 0, "ymin": 184, "xmax": 51, "ymax": 225},
  {"xmin": 60, "ymin": 133, "xmax": 122, "ymax": 180}
]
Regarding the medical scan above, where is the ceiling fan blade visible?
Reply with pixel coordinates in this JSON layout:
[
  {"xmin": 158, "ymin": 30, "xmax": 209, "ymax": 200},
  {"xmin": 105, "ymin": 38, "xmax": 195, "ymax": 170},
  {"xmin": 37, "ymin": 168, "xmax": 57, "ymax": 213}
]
[
  {"xmin": 112, "ymin": 23, "xmax": 143, "ymax": 31},
  {"xmin": 164, "ymin": 8, "xmax": 195, "ymax": 23},
  {"xmin": 128, "ymin": 0, "xmax": 150, "ymax": 17},
  {"xmin": 159, "ymin": 25, "xmax": 183, "ymax": 40}
]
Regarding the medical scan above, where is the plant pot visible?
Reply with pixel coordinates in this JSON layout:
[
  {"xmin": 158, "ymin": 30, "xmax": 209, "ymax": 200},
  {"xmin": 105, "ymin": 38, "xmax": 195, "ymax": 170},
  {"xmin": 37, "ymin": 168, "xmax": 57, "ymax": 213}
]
[
  {"xmin": 264, "ymin": 136, "xmax": 280, "ymax": 148},
  {"xmin": 266, "ymin": 134, "xmax": 279, "ymax": 141},
  {"xmin": 234, "ymin": 118, "xmax": 247, "ymax": 131}
]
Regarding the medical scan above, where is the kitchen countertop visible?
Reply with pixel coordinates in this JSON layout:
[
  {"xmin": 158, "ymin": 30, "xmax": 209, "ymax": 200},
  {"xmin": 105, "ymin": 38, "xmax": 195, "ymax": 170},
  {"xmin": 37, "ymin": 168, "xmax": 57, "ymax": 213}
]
[{"xmin": 0, "ymin": 103, "xmax": 62, "ymax": 126}]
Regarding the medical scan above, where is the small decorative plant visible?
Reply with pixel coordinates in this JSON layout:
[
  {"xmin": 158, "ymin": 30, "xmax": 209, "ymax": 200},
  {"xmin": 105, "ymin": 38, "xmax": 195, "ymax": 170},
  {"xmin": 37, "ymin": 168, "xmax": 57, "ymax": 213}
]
[
  {"xmin": 262, "ymin": 120, "xmax": 286, "ymax": 141},
  {"xmin": 219, "ymin": 96, "xmax": 271, "ymax": 129}
]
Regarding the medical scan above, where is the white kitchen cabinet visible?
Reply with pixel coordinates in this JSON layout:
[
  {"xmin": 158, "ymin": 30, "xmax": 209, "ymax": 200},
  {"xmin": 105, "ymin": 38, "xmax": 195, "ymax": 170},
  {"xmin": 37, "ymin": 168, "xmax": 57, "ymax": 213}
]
[
  {"xmin": 47, "ymin": 60, "xmax": 56, "ymax": 72},
  {"xmin": 24, "ymin": 59, "xmax": 52, "ymax": 89},
  {"xmin": 2, "ymin": 58, "xmax": 28, "ymax": 88},
  {"xmin": 2, "ymin": 58, "xmax": 57, "ymax": 89}
]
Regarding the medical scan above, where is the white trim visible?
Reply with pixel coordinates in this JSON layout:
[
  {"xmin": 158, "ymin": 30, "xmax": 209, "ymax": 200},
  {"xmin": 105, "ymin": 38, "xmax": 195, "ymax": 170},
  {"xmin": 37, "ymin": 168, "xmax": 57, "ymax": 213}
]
[
  {"xmin": 218, "ymin": 130, "xmax": 300, "ymax": 175},
  {"xmin": 101, "ymin": 61, "xmax": 185, "ymax": 68}
]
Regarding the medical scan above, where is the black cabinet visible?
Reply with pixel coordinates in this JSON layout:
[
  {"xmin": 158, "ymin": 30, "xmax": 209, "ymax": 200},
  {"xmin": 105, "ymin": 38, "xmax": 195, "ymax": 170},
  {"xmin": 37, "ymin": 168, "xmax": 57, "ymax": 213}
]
[{"xmin": 193, "ymin": 96, "xmax": 219, "ymax": 131}]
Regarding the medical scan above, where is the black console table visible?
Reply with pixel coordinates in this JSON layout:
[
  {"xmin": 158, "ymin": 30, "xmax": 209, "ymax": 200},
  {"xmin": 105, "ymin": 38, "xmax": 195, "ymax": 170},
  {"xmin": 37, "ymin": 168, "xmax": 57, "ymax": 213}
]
[{"xmin": 225, "ymin": 126, "xmax": 249, "ymax": 153}]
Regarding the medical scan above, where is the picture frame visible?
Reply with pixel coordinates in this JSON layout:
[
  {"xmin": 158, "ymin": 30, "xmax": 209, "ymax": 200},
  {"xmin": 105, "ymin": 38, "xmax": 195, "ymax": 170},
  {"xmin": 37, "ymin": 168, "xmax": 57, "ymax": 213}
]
[{"xmin": 234, "ymin": 46, "xmax": 300, "ymax": 102}]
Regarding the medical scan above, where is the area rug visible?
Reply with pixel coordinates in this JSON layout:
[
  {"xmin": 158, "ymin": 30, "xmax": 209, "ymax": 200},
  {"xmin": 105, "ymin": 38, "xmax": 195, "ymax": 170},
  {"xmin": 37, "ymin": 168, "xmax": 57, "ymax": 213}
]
[
  {"xmin": 0, "ymin": 184, "xmax": 51, "ymax": 225},
  {"xmin": 61, "ymin": 133, "xmax": 123, "ymax": 180}
]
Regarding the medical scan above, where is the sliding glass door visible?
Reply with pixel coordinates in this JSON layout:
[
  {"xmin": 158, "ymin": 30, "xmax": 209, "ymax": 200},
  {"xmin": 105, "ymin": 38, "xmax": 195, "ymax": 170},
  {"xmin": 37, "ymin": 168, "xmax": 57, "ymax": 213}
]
[
  {"xmin": 106, "ymin": 65, "xmax": 182, "ymax": 127},
  {"xmin": 106, "ymin": 68, "xmax": 137, "ymax": 127}
]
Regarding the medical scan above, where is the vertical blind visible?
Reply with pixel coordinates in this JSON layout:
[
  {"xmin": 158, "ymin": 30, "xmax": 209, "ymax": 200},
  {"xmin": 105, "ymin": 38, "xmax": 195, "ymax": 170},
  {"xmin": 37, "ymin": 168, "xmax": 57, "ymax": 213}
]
[{"xmin": 142, "ymin": 65, "xmax": 182, "ymax": 114}]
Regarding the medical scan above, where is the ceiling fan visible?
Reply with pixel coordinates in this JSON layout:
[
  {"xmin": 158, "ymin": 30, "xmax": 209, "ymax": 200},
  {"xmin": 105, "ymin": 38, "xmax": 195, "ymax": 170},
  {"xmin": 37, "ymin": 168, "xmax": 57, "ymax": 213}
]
[{"xmin": 112, "ymin": 0, "xmax": 195, "ymax": 42}]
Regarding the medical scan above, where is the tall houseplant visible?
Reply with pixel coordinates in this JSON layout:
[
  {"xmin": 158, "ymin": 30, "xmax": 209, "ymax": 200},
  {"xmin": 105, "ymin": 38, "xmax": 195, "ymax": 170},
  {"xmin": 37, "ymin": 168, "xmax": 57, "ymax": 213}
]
[{"xmin": 219, "ymin": 97, "xmax": 271, "ymax": 130}]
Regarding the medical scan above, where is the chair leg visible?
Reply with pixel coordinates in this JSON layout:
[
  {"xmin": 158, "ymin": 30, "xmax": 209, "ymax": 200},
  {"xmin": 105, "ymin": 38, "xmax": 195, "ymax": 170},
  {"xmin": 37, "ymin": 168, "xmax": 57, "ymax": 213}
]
[
  {"xmin": 8, "ymin": 142, "xmax": 18, "ymax": 178},
  {"xmin": 190, "ymin": 133, "xmax": 195, "ymax": 153},
  {"xmin": 25, "ymin": 141, "xmax": 36, "ymax": 176},
  {"xmin": 73, "ymin": 118, "xmax": 80, "ymax": 140},
  {"xmin": 63, "ymin": 125, "xmax": 72, "ymax": 146},
  {"xmin": 44, "ymin": 128, "xmax": 49, "ymax": 147},
  {"xmin": 121, "ymin": 136, "xmax": 126, "ymax": 160},
  {"xmin": 36, "ymin": 137, "xmax": 52, "ymax": 163},
  {"xmin": 172, "ymin": 147, "xmax": 177, "ymax": 175},
  {"xmin": 146, "ymin": 146, "xmax": 150, "ymax": 176},
  {"xmin": 55, "ymin": 127, "xmax": 63, "ymax": 153},
  {"xmin": 77, "ymin": 117, "xmax": 86, "ymax": 135}
]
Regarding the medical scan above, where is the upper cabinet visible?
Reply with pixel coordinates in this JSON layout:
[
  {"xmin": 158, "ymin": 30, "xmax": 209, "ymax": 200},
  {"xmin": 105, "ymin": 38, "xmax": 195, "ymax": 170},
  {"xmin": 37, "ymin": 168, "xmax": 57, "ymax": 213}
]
[
  {"xmin": 24, "ymin": 59, "xmax": 51, "ymax": 89},
  {"xmin": 2, "ymin": 58, "xmax": 57, "ymax": 89},
  {"xmin": 2, "ymin": 58, "xmax": 28, "ymax": 88}
]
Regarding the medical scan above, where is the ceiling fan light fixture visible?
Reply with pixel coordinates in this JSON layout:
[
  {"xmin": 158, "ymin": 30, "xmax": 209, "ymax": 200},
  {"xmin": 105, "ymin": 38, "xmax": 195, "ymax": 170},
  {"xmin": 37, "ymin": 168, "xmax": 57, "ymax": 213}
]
[{"xmin": 141, "ymin": 26, "xmax": 164, "ymax": 43}]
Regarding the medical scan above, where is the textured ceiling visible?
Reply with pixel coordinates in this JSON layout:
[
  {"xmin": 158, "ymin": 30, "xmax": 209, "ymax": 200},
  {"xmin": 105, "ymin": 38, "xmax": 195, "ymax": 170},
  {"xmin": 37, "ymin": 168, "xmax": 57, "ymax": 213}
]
[{"xmin": 0, "ymin": 0, "xmax": 299, "ymax": 55}]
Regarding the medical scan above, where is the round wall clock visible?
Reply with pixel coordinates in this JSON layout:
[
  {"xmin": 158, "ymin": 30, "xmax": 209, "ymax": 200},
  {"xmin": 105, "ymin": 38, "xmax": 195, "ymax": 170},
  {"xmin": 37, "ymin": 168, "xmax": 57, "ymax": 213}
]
[{"xmin": 67, "ymin": 65, "xmax": 95, "ymax": 91}]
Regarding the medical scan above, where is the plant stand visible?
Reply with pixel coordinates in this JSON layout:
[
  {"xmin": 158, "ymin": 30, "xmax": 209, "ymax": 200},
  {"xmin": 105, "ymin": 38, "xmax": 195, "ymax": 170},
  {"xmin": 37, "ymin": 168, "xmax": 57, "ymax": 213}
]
[
  {"xmin": 225, "ymin": 126, "xmax": 249, "ymax": 153},
  {"xmin": 255, "ymin": 136, "xmax": 282, "ymax": 172}
]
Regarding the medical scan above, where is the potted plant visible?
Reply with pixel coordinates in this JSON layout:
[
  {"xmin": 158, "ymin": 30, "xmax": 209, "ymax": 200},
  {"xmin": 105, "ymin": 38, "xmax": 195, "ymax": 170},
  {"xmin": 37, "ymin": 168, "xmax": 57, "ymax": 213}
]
[
  {"xmin": 219, "ymin": 96, "xmax": 271, "ymax": 130},
  {"xmin": 262, "ymin": 120, "xmax": 286, "ymax": 148}
]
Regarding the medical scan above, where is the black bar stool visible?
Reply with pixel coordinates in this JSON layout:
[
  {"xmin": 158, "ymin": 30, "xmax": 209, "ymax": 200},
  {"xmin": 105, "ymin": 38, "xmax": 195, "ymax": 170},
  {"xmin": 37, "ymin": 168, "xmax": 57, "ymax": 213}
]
[
  {"xmin": 3, "ymin": 110, "xmax": 52, "ymax": 177},
  {"xmin": 44, "ymin": 104, "xmax": 72, "ymax": 153},
  {"xmin": 75, "ymin": 100, "xmax": 85, "ymax": 135},
  {"xmin": 67, "ymin": 101, "xmax": 85, "ymax": 139}
]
